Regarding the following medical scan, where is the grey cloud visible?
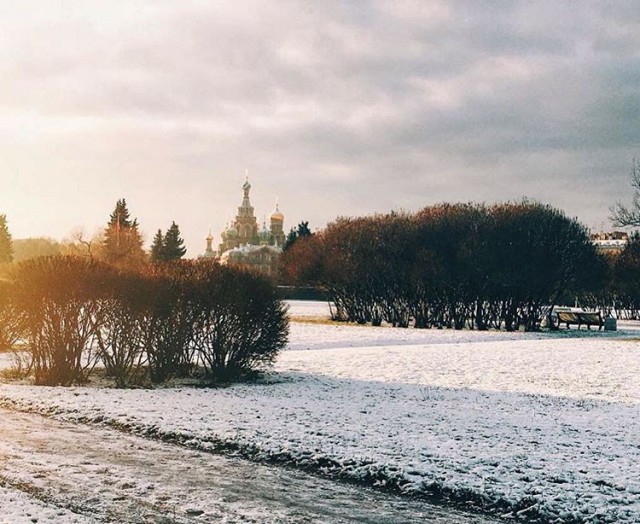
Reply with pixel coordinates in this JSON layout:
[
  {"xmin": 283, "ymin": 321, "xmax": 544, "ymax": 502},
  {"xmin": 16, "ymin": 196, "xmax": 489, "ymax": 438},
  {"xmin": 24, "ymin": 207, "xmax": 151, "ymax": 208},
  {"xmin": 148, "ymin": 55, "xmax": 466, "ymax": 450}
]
[{"xmin": 1, "ymin": 0, "xmax": 639, "ymax": 254}]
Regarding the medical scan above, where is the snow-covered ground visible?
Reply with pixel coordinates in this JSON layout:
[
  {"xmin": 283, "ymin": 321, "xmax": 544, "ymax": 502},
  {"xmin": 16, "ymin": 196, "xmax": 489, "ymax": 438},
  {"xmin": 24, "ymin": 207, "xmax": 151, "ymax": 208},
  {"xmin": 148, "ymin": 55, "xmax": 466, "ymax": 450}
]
[
  {"xmin": 0, "ymin": 485, "xmax": 94, "ymax": 524},
  {"xmin": 0, "ymin": 407, "xmax": 493, "ymax": 523},
  {"xmin": 1, "ymin": 303, "xmax": 639, "ymax": 522},
  {"xmin": 287, "ymin": 299, "xmax": 332, "ymax": 318}
]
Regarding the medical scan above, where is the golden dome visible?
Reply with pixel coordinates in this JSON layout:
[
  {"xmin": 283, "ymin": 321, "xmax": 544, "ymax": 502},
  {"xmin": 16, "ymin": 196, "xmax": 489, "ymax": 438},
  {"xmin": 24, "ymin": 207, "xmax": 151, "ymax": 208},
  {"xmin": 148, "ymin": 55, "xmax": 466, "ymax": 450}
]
[{"xmin": 270, "ymin": 203, "xmax": 284, "ymax": 222}]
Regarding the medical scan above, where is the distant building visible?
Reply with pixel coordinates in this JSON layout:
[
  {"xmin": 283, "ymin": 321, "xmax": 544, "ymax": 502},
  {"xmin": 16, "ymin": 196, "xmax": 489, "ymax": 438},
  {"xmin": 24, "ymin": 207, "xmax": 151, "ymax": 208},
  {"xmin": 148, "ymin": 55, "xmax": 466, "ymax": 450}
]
[
  {"xmin": 219, "ymin": 243, "xmax": 282, "ymax": 277},
  {"xmin": 591, "ymin": 231, "xmax": 628, "ymax": 254},
  {"xmin": 198, "ymin": 231, "xmax": 217, "ymax": 260},
  {"xmin": 199, "ymin": 175, "xmax": 285, "ymax": 276}
]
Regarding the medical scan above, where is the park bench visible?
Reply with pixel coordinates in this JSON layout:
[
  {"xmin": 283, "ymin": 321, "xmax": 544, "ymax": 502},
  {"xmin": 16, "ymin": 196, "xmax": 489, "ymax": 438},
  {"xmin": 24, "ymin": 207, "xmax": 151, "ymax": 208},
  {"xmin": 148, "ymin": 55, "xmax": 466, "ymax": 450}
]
[{"xmin": 556, "ymin": 311, "xmax": 603, "ymax": 331}]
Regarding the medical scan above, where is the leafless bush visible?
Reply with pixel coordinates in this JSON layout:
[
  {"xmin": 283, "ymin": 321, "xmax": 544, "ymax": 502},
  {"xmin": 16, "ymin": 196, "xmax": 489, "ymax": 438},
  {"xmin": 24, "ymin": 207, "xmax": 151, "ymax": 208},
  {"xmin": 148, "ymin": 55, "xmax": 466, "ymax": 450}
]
[
  {"xmin": 10, "ymin": 256, "xmax": 107, "ymax": 385},
  {"xmin": 191, "ymin": 264, "xmax": 289, "ymax": 381},
  {"xmin": 0, "ymin": 280, "xmax": 23, "ymax": 353},
  {"xmin": 6, "ymin": 257, "xmax": 289, "ymax": 386},
  {"xmin": 282, "ymin": 202, "xmax": 603, "ymax": 331}
]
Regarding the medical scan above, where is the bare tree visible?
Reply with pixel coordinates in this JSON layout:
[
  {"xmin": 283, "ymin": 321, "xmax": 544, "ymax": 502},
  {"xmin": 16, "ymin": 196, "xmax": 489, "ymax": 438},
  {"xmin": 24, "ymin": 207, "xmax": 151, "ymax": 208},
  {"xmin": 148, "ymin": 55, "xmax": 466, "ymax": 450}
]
[
  {"xmin": 61, "ymin": 228, "xmax": 102, "ymax": 259},
  {"xmin": 611, "ymin": 158, "xmax": 640, "ymax": 227}
]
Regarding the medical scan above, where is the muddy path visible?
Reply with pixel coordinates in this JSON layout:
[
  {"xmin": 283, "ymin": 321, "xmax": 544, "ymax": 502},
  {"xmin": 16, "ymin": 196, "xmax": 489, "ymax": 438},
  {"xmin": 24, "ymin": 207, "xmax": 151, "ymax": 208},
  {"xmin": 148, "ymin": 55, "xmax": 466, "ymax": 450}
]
[{"xmin": 0, "ymin": 407, "xmax": 501, "ymax": 523}]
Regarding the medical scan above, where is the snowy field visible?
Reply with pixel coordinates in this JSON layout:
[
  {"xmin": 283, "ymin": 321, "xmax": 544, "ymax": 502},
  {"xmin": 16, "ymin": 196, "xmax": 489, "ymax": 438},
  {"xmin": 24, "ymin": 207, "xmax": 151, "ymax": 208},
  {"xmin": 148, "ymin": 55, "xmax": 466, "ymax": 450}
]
[
  {"xmin": 287, "ymin": 299, "xmax": 332, "ymax": 318},
  {"xmin": 0, "ymin": 485, "xmax": 94, "ymax": 524},
  {"xmin": 1, "ymin": 302, "xmax": 639, "ymax": 522}
]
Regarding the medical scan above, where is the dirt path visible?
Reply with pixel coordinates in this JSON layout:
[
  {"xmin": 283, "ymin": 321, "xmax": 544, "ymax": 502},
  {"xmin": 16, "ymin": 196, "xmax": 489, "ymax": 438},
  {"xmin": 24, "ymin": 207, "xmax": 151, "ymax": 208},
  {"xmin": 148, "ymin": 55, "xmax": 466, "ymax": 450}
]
[{"xmin": 0, "ymin": 408, "xmax": 500, "ymax": 523}]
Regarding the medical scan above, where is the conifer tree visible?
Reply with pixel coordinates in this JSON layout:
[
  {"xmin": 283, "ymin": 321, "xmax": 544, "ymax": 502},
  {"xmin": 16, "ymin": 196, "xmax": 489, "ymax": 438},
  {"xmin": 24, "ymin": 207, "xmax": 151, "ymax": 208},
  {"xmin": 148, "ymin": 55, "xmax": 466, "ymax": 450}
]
[
  {"xmin": 101, "ymin": 199, "xmax": 145, "ymax": 266},
  {"xmin": 150, "ymin": 229, "xmax": 166, "ymax": 262},
  {"xmin": 0, "ymin": 214, "xmax": 13, "ymax": 264},
  {"xmin": 163, "ymin": 221, "xmax": 187, "ymax": 261},
  {"xmin": 283, "ymin": 221, "xmax": 312, "ymax": 251}
]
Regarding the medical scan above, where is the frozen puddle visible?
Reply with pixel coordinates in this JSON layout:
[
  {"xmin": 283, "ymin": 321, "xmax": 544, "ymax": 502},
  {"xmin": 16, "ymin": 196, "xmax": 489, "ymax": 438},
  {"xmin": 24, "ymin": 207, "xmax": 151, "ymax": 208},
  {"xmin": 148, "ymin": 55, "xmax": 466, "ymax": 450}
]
[{"xmin": 0, "ymin": 408, "xmax": 496, "ymax": 524}]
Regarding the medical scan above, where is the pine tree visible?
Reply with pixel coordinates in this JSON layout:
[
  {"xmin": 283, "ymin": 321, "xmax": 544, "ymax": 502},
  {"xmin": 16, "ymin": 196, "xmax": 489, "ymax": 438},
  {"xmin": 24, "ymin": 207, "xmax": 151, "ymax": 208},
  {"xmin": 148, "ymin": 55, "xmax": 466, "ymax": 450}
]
[
  {"xmin": 297, "ymin": 221, "xmax": 312, "ymax": 238},
  {"xmin": 283, "ymin": 228, "xmax": 298, "ymax": 251},
  {"xmin": 0, "ymin": 214, "xmax": 13, "ymax": 264},
  {"xmin": 150, "ymin": 229, "xmax": 166, "ymax": 262},
  {"xmin": 283, "ymin": 221, "xmax": 312, "ymax": 251},
  {"xmin": 101, "ymin": 199, "xmax": 145, "ymax": 266},
  {"xmin": 163, "ymin": 221, "xmax": 187, "ymax": 261}
]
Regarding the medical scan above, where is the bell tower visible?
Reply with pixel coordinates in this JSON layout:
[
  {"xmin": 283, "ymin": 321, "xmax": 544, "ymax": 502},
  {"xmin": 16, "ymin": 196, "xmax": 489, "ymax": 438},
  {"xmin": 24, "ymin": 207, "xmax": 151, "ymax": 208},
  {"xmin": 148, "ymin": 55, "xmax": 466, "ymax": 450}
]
[
  {"xmin": 270, "ymin": 200, "xmax": 285, "ymax": 247},
  {"xmin": 233, "ymin": 174, "xmax": 258, "ymax": 245}
]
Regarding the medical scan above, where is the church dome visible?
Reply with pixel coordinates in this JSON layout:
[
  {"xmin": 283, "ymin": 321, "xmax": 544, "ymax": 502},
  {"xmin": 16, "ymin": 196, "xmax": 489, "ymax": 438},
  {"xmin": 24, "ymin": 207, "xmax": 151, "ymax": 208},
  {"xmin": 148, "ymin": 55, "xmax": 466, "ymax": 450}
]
[
  {"xmin": 270, "ymin": 203, "xmax": 284, "ymax": 222},
  {"xmin": 227, "ymin": 225, "xmax": 238, "ymax": 237},
  {"xmin": 258, "ymin": 223, "xmax": 270, "ymax": 241}
]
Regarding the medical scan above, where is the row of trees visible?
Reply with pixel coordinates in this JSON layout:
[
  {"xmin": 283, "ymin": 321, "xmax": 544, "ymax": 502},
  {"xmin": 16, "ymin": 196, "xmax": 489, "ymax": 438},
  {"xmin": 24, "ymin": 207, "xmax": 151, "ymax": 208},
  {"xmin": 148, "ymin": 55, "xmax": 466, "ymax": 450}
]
[
  {"xmin": 282, "ymin": 201, "xmax": 603, "ymax": 331},
  {"xmin": 0, "ymin": 200, "xmax": 188, "ymax": 268},
  {"xmin": 86, "ymin": 199, "xmax": 189, "ymax": 266},
  {"xmin": 605, "ymin": 159, "xmax": 640, "ymax": 317},
  {"xmin": 1, "ymin": 256, "xmax": 288, "ymax": 387},
  {"xmin": 150, "ymin": 222, "xmax": 187, "ymax": 262},
  {"xmin": 577, "ymin": 232, "xmax": 640, "ymax": 319}
]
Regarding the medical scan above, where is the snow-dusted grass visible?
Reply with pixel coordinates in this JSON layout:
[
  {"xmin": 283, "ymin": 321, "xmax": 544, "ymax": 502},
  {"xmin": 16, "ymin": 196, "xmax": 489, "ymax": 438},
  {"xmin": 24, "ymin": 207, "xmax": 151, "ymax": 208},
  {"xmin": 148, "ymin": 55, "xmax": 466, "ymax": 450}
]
[
  {"xmin": 0, "ymin": 485, "xmax": 93, "ymax": 524},
  {"xmin": 286, "ymin": 299, "xmax": 332, "ymax": 319},
  {"xmin": 284, "ymin": 324, "xmax": 640, "ymax": 403},
  {"xmin": 1, "ymin": 304, "xmax": 639, "ymax": 522}
]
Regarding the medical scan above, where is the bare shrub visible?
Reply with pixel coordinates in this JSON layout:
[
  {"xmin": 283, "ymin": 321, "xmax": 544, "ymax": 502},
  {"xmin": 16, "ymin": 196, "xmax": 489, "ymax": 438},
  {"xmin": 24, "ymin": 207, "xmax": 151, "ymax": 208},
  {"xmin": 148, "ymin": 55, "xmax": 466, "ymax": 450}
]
[
  {"xmin": 132, "ymin": 262, "xmax": 200, "ymax": 383},
  {"xmin": 10, "ymin": 256, "xmax": 108, "ymax": 385},
  {"xmin": 95, "ymin": 270, "xmax": 149, "ymax": 387},
  {"xmin": 0, "ymin": 280, "xmax": 23, "ymax": 353},
  {"xmin": 0, "ymin": 349, "xmax": 32, "ymax": 381},
  {"xmin": 192, "ymin": 264, "xmax": 289, "ymax": 381},
  {"xmin": 282, "ymin": 202, "xmax": 602, "ymax": 331},
  {"xmin": 7, "ymin": 256, "xmax": 289, "ymax": 387}
]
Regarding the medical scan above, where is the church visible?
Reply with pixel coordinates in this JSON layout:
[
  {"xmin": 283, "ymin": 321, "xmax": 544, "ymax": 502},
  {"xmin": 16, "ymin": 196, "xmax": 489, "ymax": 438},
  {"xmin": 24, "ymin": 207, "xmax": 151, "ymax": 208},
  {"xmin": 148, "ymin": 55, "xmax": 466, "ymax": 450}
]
[{"xmin": 199, "ymin": 176, "xmax": 285, "ymax": 277}]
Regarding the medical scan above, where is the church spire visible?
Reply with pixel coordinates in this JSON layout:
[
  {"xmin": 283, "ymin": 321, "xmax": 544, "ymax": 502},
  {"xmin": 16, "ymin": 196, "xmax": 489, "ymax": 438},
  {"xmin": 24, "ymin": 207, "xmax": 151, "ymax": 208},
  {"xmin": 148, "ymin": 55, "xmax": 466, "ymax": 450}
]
[{"xmin": 242, "ymin": 169, "xmax": 251, "ymax": 202}]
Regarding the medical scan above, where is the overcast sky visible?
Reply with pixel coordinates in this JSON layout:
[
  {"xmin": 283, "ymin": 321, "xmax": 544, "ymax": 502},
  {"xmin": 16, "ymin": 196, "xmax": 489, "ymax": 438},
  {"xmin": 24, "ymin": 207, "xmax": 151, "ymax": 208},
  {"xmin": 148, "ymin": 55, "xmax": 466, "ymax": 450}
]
[{"xmin": 1, "ymin": 0, "xmax": 639, "ymax": 255}]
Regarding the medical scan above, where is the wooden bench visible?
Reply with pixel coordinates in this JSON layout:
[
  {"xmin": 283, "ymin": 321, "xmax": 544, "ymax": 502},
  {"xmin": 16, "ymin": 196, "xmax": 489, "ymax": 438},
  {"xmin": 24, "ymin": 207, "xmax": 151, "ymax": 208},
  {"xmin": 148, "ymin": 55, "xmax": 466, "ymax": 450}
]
[{"xmin": 556, "ymin": 311, "xmax": 603, "ymax": 331}]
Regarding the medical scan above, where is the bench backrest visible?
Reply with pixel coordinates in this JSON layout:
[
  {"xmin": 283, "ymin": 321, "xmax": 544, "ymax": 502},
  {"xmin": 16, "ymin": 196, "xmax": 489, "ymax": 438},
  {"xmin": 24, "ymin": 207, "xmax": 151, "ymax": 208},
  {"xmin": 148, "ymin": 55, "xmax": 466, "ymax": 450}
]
[
  {"xmin": 557, "ymin": 311, "xmax": 601, "ymax": 324},
  {"xmin": 579, "ymin": 312, "xmax": 601, "ymax": 324},
  {"xmin": 557, "ymin": 312, "xmax": 579, "ymax": 323}
]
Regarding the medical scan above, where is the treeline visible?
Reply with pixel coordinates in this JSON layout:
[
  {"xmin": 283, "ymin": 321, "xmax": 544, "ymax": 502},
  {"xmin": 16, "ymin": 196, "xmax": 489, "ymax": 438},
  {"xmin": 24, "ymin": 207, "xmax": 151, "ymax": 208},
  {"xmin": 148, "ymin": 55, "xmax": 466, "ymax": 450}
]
[
  {"xmin": 579, "ymin": 232, "xmax": 640, "ymax": 319},
  {"xmin": 0, "ymin": 199, "xmax": 188, "ymax": 267},
  {"xmin": 282, "ymin": 201, "xmax": 606, "ymax": 331},
  {"xmin": 0, "ymin": 256, "xmax": 288, "ymax": 386}
]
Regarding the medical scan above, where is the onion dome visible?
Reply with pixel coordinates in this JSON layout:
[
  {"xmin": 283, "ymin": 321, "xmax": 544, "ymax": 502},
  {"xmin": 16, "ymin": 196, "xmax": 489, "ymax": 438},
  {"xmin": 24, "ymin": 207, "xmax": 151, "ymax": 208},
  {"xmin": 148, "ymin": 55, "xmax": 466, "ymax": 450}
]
[
  {"xmin": 270, "ymin": 203, "xmax": 284, "ymax": 222},
  {"xmin": 201, "ymin": 230, "xmax": 216, "ymax": 258},
  {"xmin": 226, "ymin": 225, "xmax": 238, "ymax": 237},
  {"xmin": 258, "ymin": 222, "xmax": 270, "ymax": 242}
]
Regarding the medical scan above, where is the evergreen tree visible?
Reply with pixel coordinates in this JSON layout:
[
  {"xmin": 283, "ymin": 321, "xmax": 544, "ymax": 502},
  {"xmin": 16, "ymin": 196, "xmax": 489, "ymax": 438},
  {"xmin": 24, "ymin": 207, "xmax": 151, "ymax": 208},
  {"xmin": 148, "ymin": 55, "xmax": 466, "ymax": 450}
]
[
  {"xmin": 163, "ymin": 221, "xmax": 187, "ymax": 261},
  {"xmin": 101, "ymin": 199, "xmax": 145, "ymax": 266},
  {"xmin": 297, "ymin": 221, "xmax": 312, "ymax": 238},
  {"xmin": 283, "ymin": 221, "xmax": 312, "ymax": 251},
  {"xmin": 283, "ymin": 228, "xmax": 298, "ymax": 251},
  {"xmin": 150, "ymin": 229, "xmax": 166, "ymax": 262},
  {"xmin": 0, "ymin": 214, "xmax": 13, "ymax": 264}
]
